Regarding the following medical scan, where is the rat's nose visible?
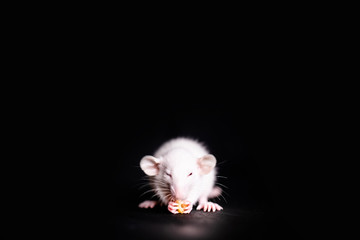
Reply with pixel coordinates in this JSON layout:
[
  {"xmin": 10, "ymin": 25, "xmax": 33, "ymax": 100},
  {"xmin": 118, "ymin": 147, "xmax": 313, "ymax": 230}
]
[
  {"xmin": 174, "ymin": 187, "xmax": 186, "ymax": 200},
  {"xmin": 175, "ymin": 192, "xmax": 185, "ymax": 200}
]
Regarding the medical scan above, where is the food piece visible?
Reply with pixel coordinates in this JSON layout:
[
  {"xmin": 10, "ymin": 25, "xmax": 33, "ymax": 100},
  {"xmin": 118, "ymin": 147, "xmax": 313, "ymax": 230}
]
[{"xmin": 175, "ymin": 200, "xmax": 189, "ymax": 214}]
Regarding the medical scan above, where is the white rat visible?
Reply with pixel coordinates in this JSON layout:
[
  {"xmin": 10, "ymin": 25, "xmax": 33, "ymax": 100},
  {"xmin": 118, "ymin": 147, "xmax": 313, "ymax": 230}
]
[{"xmin": 138, "ymin": 137, "xmax": 223, "ymax": 214}]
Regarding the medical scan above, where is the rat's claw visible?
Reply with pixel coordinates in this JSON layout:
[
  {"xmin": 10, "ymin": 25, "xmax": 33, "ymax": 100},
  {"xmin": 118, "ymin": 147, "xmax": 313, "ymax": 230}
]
[
  {"xmin": 215, "ymin": 203, "xmax": 223, "ymax": 211},
  {"xmin": 139, "ymin": 200, "xmax": 157, "ymax": 209},
  {"xmin": 183, "ymin": 202, "xmax": 193, "ymax": 214},
  {"xmin": 168, "ymin": 201, "xmax": 179, "ymax": 207},
  {"xmin": 168, "ymin": 201, "xmax": 179, "ymax": 214},
  {"xmin": 196, "ymin": 203, "xmax": 204, "ymax": 211},
  {"xmin": 168, "ymin": 206, "xmax": 179, "ymax": 214},
  {"xmin": 196, "ymin": 202, "xmax": 223, "ymax": 212}
]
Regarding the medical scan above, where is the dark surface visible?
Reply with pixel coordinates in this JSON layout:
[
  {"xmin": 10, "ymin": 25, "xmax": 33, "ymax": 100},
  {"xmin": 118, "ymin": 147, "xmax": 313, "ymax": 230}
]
[
  {"xmin": 114, "ymin": 203, "xmax": 292, "ymax": 240},
  {"xmin": 65, "ymin": 94, "xmax": 316, "ymax": 239},
  {"xmin": 110, "ymin": 187, "xmax": 305, "ymax": 240}
]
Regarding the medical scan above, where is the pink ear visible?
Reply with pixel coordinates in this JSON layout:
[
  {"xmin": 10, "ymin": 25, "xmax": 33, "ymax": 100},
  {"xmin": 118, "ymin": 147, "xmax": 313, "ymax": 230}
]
[
  {"xmin": 140, "ymin": 155, "xmax": 161, "ymax": 176},
  {"xmin": 198, "ymin": 154, "xmax": 216, "ymax": 175}
]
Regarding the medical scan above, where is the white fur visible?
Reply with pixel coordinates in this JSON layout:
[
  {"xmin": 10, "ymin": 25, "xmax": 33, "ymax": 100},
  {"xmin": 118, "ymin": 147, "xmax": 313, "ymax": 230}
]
[{"xmin": 140, "ymin": 137, "xmax": 219, "ymax": 206}]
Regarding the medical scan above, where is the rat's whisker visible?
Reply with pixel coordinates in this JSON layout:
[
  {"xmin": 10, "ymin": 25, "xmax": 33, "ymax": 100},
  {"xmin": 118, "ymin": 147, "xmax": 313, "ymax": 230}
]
[
  {"xmin": 216, "ymin": 182, "xmax": 229, "ymax": 189},
  {"xmin": 137, "ymin": 183, "xmax": 151, "ymax": 190},
  {"xmin": 151, "ymin": 192, "xmax": 160, "ymax": 199},
  {"xmin": 219, "ymin": 193, "xmax": 228, "ymax": 203},
  {"xmin": 216, "ymin": 160, "xmax": 228, "ymax": 166},
  {"xmin": 139, "ymin": 189, "xmax": 156, "ymax": 198},
  {"xmin": 220, "ymin": 188, "xmax": 231, "ymax": 198}
]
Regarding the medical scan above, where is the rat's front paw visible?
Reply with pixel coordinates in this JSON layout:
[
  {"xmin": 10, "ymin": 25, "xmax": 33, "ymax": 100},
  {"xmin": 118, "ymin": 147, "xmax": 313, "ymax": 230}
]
[
  {"xmin": 181, "ymin": 201, "xmax": 193, "ymax": 214},
  {"xmin": 168, "ymin": 200, "xmax": 193, "ymax": 214},
  {"xmin": 168, "ymin": 200, "xmax": 180, "ymax": 214},
  {"xmin": 196, "ymin": 201, "xmax": 223, "ymax": 212},
  {"xmin": 139, "ymin": 200, "xmax": 157, "ymax": 208}
]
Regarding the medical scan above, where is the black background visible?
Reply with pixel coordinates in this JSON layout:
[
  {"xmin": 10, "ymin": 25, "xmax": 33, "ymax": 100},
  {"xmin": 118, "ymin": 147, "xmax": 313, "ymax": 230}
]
[
  {"xmin": 64, "ymin": 86, "xmax": 318, "ymax": 239},
  {"xmin": 21, "ymin": 9, "xmax": 335, "ymax": 239}
]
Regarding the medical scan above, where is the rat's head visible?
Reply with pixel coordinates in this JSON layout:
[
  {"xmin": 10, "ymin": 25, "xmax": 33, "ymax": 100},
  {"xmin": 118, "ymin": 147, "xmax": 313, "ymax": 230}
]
[{"xmin": 140, "ymin": 149, "xmax": 216, "ymax": 201}]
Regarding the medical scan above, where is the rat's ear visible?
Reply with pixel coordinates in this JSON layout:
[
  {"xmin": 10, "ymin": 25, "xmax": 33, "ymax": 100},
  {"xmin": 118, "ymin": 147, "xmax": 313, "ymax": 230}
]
[
  {"xmin": 140, "ymin": 155, "xmax": 161, "ymax": 176},
  {"xmin": 198, "ymin": 154, "xmax": 216, "ymax": 175}
]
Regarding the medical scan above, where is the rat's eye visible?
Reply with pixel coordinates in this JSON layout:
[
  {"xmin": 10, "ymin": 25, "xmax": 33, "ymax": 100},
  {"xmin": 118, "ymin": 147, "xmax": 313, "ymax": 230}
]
[
  {"xmin": 188, "ymin": 172, "xmax": 193, "ymax": 177},
  {"xmin": 166, "ymin": 172, "xmax": 172, "ymax": 178}
]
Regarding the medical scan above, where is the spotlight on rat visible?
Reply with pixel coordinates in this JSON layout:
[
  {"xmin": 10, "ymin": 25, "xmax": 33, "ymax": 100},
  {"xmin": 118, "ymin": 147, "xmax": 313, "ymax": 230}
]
[{"xmin": 138, "ymin": 137, "xmax": 224, "ymax": 214}]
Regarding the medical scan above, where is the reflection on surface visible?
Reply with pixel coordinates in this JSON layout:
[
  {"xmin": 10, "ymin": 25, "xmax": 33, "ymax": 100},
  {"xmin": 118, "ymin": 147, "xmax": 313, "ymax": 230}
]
[
  {"xmin": 117, "ymin": 206, "xmax": 257, "ymax": 240},
  {"xmin": 166, "ymin": 223, "xmax": 209, "ymax": 239},
  {"xmin": 164, "ymin": 212, "xmax": 220, "ymax": 240}
]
